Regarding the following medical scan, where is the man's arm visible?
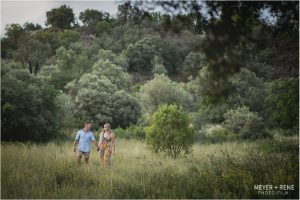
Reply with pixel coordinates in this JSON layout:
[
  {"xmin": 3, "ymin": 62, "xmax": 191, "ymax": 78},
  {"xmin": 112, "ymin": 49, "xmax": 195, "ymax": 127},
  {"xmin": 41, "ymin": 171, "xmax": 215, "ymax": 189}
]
[
  {"xmin": 91, "ymin": 133, "xmax": 99, "ymax": 151},
  {"xmin": 73, "ymin": 131, "xmax": 80, "ymax": 152},
  {"xmin": 73, "ymin": 140, "xmax": 78, "ymax": 152},
  {"xmin": 92, "ymin": 140, "xmax": 99, "ymax": 151}
]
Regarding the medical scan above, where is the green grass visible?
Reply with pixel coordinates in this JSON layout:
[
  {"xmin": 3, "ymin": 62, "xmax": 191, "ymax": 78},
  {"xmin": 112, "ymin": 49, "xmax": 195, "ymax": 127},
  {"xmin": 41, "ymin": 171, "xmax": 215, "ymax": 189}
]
[{"xmin": 1, "ymin": 137, "xmax": 299, "ymax": 199}]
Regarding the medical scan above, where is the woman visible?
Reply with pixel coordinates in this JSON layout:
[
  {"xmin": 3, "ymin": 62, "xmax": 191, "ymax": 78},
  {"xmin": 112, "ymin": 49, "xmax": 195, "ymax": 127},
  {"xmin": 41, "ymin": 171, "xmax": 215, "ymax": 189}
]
[{"xmin": 98, "ymin": 123, "xmax": 115, "ymax": 166}]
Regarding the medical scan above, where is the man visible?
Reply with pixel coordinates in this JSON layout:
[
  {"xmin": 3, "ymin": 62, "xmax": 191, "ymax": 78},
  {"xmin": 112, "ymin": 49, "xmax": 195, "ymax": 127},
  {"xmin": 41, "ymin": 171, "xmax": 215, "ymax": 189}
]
[{"xmin": 73, "ymin": 121, "xmax": 99, "ymax": 164}]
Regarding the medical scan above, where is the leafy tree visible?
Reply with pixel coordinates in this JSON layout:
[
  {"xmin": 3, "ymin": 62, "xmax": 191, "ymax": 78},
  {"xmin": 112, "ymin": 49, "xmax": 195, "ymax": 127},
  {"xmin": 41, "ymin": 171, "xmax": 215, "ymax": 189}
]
[
  {"xmin": 58, "ymin": 30, "xmax": 80, "ymax": 48},
  {"xmin": 79, "ymin": 9, "xmax": 110, "ymax": 35},
  {"xmin": 49, "ymin": 42, "xmax": 93, "ymax": 90},
  {"xmin": 91, "ymin": 60, "xmax": 132, "ymax": 90},
  {"xmin": 191, "ymin": 97, "xmax": 229, "ymax": 129},
  {"xmin": 23, "ymin": 22, "xmax": 42, "ymax": 31},
  {"xmin": 95, "ymin": 49, "xmax": 128, "ymax": 69},
  {"xmin": 46, "ymin": 5, "xmax": 75, "ymax": 29},
  {"xmin": 124, "ymin": 36, "xmax": 181, "ymax": 73},
  {"xmin": 151, "ymin": 56, "xmax": 167, "ymax": 75},
  {"xmin": 189, "ymin": 66, "xmax": 233, "ymax": 102},
  {"xmin": 1, "ymin": 69, "xmax": 62, "ymax": 141},
  {"xmin": 34, "ymin": 29, "xmax": 61, "ymax": 55},
  {"xmin": 79, "ymin": 9, "xmax": 109, "ymax": 26},
  {"xmin": 139, "ymin": 74, "xmax": 193, "ymax": 114},
  {"xmin": 65, "ymin": 64, "xmax": 140, "ymax": 128},
  {"xmin": 117, "ymin": 1, "xmax": 150, "ymax": 24},
  {"xmin": 228, "ymin": 68, "xmax": 268, "ymax": 115},
  {"xmin": 223, "ymin": 106, "xmax": 267, "ymax": 140},
  {"xmin": 1, "ymin": 24, "xmax": 25, "ymax": 58},
  {"xmin": 111, "ymin": 90, "xmax": 141, "ymax": 128},
  {"xmin": 95, "ymin": 21, "xmax": 111, "ymax": 35},
  {"xmin": 181, "ymin": 52, "xmax": 205, "ymax": 78},
  {"xmin": 266, "ymin": 77, "xmax": 299, "ymax": 129},
  {"xmin": 14, "ymin": 34, "xmax": 51, "ymax": 75},
  {"xmin": 145, "ymin": 104, "xmax": 195, "ymax": 159}
]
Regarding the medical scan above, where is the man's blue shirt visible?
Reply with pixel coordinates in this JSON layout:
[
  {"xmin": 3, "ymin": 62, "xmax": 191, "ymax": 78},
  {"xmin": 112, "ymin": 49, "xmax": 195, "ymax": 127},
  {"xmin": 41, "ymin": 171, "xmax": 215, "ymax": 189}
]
[{"xmin": 75, "ymin": 129, "xmax": 96, "ymax": 152}]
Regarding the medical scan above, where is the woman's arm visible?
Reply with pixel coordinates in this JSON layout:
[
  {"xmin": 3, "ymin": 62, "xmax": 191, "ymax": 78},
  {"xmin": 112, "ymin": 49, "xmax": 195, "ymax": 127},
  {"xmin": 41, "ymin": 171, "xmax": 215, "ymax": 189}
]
[{"xmin": 98, "ymin": 132, "xmax": 103, "ymax": 147}]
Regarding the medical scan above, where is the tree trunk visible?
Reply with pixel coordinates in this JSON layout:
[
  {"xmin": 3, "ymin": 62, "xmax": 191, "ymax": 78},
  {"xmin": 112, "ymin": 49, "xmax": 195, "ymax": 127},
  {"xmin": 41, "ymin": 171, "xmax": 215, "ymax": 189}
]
[
  {"xmin": 28, "ymin": 61, "xmax": 33, "ymax": 74},
  {"xmin": 34, "ymin": 61, "xmax": 39, "ymax": 75}
]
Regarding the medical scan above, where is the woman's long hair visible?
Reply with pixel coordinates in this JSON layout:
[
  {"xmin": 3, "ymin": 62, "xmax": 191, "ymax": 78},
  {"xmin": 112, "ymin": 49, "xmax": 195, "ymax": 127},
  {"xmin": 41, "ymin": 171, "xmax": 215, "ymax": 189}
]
[{"xmin": 101, "ymin": 123, "xmax": 112, "ymax": 134}]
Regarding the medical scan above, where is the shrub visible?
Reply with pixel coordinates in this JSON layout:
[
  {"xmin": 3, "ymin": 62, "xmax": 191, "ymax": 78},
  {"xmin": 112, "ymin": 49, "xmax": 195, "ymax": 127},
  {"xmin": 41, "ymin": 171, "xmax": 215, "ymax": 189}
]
[
  {"xmin": 205, "ymin": 126, "xmax": 236, "ymax": 143},
  {"xmin": 194, "ymin": 125, "xmax": 236, "ymax": 143},
  {"xmin": 145, "ymin": 104, "xmax": 195, "ymax": 159},
  {"xmin": 266, "ymin": 77, "xmax": 299, "ymax": 129},
  {"xmin": 113, "ymin": 125, "xmax": 145, "ymax": 140},
  {"xmin": 223, "ymin": 106, "xmax": 268, "ymax": 139},
  {"xmin": 192, "ymin": 97, "xmax": 229, "ymax": 129},
  {"xmin": 1, "ymin": 69, "xmax": 62, "ymax": 141},
  {"xmin": 139, "ymin": 74, "xmax": 193, "ymax": 114}
]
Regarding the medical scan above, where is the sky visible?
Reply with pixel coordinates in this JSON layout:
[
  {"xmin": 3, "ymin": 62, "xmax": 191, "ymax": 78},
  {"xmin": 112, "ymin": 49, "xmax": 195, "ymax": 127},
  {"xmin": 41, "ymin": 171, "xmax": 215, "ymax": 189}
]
[
  {"xmin": 1, "ymin": 0, "xmax": 276, "ymax": 37},
  {"xmin": 1, "ymin": 0, "xmax": 123, "ymax": 36}
]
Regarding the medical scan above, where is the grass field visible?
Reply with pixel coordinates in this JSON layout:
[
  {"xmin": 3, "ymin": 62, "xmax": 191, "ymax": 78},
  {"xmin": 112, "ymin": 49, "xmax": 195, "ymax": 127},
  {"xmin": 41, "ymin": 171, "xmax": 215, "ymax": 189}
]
[{"xmin": 1, "ymin": 136, "xmax": 299, "ymax": 199}]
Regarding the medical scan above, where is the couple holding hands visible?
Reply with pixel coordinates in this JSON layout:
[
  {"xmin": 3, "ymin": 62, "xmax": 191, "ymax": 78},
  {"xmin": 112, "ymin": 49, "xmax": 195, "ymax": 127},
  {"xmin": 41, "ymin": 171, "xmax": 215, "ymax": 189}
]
[{"xmin": 73, "ymin": 121, "xmax": 116, "ymax": 166}]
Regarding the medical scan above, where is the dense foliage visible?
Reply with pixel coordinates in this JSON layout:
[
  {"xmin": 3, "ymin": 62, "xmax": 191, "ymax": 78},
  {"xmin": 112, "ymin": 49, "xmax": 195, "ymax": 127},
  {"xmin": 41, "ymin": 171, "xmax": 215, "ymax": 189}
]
[
  {"xmin": 145, "ymin": 104, "xmax": 195, "ymax": 158},
  {"xmin": 1, "ymin": 1, "xmax": 298, "ymax": 143}
]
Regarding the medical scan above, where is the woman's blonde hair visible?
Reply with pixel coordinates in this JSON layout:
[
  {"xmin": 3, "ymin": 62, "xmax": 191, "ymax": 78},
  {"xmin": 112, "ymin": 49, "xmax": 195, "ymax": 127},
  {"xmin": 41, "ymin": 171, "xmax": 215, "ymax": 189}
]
[{"xmin": 102, "ymin": 123, "xmax": 112, "ymax": 134}]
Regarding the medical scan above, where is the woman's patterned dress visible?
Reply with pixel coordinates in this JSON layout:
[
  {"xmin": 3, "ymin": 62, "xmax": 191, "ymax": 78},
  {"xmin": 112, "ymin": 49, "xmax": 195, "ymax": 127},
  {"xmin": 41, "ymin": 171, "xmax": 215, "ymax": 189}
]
[{"xmin": 99, "ymin": 132, "xmax": 112, "ymax": 165}]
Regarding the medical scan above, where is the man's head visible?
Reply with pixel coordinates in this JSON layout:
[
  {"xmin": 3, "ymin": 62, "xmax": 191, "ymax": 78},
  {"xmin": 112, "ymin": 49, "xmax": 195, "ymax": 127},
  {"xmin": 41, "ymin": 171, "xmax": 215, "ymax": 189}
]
[{"xmin": 84, "ymin": 121, "xmax": 92, "ymax": 130}]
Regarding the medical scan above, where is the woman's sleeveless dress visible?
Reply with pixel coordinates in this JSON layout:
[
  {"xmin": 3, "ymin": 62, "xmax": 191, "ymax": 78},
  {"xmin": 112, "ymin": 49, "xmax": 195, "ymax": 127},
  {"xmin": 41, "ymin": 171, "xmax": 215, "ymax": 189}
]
[{"xmin": 99, "ymin": 133, "xmax": 112, "ymax": 164}]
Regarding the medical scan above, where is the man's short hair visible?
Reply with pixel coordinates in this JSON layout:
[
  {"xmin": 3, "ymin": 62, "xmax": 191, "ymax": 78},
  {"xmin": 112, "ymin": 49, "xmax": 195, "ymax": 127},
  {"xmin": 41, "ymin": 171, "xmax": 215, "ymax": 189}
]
[{"xmin": 85, "ymin": 121, "xmax": 92, "ymax": 125}]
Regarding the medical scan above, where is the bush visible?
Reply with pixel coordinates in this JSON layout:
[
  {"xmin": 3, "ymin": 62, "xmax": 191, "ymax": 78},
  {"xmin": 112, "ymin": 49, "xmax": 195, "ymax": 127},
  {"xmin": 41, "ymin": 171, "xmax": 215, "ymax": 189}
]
[
  {"xmin": 191, "ymin": 97, "xmax": 229, "ymax": 129},
  {"xmin": 194, "ymin": 125, "xmax": 236, "ymax": 144},
  {"xmin": 145, "ymin": 104, "xmax": 195, "ymax": 159},
  {"xmin": 113, "ymin": 125, "xmax": 145, "ymax": 140},
  {"xmin": 139, "ymin": 74, "xmax": 193, "ymax": 114},
  {"xmin": 206, "ymin": 126, "xmax": 236, "ymax": 143},
  {"xmin": 65, "ymin": 61, "xmax": 140, "ymax": 128},
  {"xmin": 65, "ymin": 73, "xmax": 140, "ymax": 128},
  {"xmin": 266, "ymin": 77, "xmax": 299, "ymax": 129},
  {"xmin": 124, "ymin": 36, "xmax": 181, "ymax": 73},
  {"xmin": 223, "ymin": 106, "xmax": 268, "ymax": 140},
  {"xmin": 1, "ymin": 69, "xmax": 62, "ymax": 141}
]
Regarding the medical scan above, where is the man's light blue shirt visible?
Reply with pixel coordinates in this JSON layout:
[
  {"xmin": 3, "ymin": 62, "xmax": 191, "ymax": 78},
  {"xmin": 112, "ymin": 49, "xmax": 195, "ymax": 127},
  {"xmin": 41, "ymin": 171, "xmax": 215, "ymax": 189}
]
[{"xmin": 75, "ymin": 129, "xmax": 96, "ymax": 152}]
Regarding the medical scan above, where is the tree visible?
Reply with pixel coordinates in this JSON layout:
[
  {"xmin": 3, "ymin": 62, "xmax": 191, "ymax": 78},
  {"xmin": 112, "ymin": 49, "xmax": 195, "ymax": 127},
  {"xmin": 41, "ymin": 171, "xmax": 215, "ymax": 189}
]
[
  {"xmin": 91, "ymin": 60, "xmax": 132, "ymax": 90},
  {"xmin": 189, "ymin": 66, "xmax": 233, "ymax": 102},
  {"xmin": 58, "ymin": 30, "xmax": 80, "ymax": 48},
  {"xmin": 145, "ymin": 104, "xmax": 195, "ymax": 159},
  {"xmin": 223, "ymin": 106, "xmax": 267, "ymax": 140},
  {"xmin": 79, "ymin": 9, "xmax": 110, "ymax": 35},
  {"xmin": 1, "ymin": 24, "xmax": 25, "ymax": 58},
  {"xmin": 181, "ymin": 52, "xmax": 206, "ymax": 78},
  {"xmin": 95, "ymin": 49, "xmax": 128, "ymax": 69},
  {"xmin": 79, "ymin": 9, "xmax": 109, "ymax": 26},
  {"xmin": 151, "ymin": 55, "xmax": 168, "ymax": 75},
  {"xmin": 124, "ymin": 36, "xmax": 181, "ymax": 73},
  {"xmin": 14, "ymin": 34, "xmax": 51, "ymax": 75},
  {"xmin": 1, "ymin": 69, "xmax": 62, "ymax": 141},
  {"xmin": 139, "ymin": 74, "xmax": 193, "ymax": 114},
  {"xmin": 228, "ymin": 68, "xmax": 268, "ymax": 115},
  {"xmin": 34, "ymin": 29, "xmax": 61, "ymax": 55},
  {"xmin": 65, "ymin": 63, "xmax": 140, "ymax": 128},
  {"xmin": 267, "ymin": 77, "xmax": 299, "ymax": 129},
  {"xmin": 49, "ymin": 42, "xmax": 93, "ymax": 90},
  {"xmin": 117, "ymin": 1, "xmax": 149, "ymax": 24},
  {"xmin": 46, "ymin": 5, "xmax": 75, "ymax": 29},
  {"xmin": 23, "ymin": 22, "xmax": 42, "ymax": 31}
]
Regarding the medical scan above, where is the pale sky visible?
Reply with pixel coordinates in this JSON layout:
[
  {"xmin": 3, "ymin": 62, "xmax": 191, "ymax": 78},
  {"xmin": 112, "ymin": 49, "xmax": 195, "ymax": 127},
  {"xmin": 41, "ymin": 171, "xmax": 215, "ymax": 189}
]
[
  {"xmin": 1, "ymin": 0, "xmax": 123, "ymax": 36},
  {"xmin": 1, "ymin": 0, "xmax": 276, "ymax": 37}
]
